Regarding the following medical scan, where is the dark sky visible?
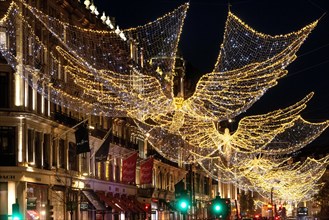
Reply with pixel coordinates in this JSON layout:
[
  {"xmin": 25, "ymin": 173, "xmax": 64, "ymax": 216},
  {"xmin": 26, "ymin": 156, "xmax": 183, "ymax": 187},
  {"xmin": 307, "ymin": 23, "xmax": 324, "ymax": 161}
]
[{"xmin": 93, "ymin": 0, "xmax": 329, "ymax": 154}]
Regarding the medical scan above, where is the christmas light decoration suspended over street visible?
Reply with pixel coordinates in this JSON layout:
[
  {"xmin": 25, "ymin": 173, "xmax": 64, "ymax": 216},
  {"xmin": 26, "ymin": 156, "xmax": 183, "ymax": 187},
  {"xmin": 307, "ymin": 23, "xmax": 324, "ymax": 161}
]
[{"xmin": 0, "ymin": 0, "xmax": 328, "ymax": 202}]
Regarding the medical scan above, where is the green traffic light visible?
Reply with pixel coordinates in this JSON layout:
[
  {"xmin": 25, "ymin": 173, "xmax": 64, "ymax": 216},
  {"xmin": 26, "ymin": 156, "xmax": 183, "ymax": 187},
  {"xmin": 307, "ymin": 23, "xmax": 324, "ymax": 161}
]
[
  {"xmin": 180, "ymin": 201, "xmax": 187, "ymax": 209},
  {"xmin": 213, "ymin": 203, "xmax": 222, "ymax": 213},
  {"xmin": 12, "ymin": 213, "xmax": 21, "ymax": 220},
  {"xmin": 210, "ymin": 197, "xmax": 231, "ymax": 218},
  {"xmin": 176, "ymin": 190, "xmax": 190, "ymax": 213},
  {"xmin": 12, "ymin": 201, "xmax": 21, "ymax": 220},
  {"xmin": 177, "ymin": 198, "xmax": 189, "ymax": 213}
]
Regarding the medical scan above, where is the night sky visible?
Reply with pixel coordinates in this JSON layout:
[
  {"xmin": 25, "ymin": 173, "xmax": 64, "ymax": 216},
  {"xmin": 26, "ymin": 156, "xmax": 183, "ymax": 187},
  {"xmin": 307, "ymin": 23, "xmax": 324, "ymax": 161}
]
[{"xmin": 94, "ymin": 0, "xmax": 329, "ymax": 154}]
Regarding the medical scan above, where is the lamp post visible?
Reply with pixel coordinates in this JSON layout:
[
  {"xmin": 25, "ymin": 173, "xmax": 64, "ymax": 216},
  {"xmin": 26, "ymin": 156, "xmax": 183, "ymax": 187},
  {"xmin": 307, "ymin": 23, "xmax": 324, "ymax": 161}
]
[{"xmin": 270, "ymin": 187, "xmax": 274, "ymax": 219}]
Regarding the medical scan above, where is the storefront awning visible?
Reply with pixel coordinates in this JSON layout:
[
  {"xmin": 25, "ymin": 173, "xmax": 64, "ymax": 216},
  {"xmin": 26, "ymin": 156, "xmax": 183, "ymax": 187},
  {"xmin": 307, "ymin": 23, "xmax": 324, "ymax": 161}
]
[
  {"xmin": 121, "ymin": 196, "xmax": 143, "ymax": 213},
  {"xmin": 97, "ymin": 193, "xmax": 123, "ymax": 213},
  {"xmin": 159, "ymin": 199, "xmax": 177, "ymax": 212},
  {"xmin": 82, "ymin": 190, "xmax": 106, "ymax": 211},
  {"xmin": 111, "ymin": 196, "xmax": 135, "ymax": 213},
  {"xmin": 129, "ymin": 196, "xmax": 146, "ymax": 213}
]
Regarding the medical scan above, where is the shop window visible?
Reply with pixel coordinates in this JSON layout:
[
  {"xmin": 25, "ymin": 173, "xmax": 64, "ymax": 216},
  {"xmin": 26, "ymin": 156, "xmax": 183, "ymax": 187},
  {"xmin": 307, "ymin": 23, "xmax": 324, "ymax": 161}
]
[
  {"xmin": 58, "ymin": 139, "xmax": 65, "ymax": 169},
  {"xmin": 95, "ymin": 162, "xmax": 101, "ymax": 179},
  {"xmin": 109, "ymin": 162, "xmax": 114, "ymax": 181},
  {"xmin": 37, "ymin": 92, "xmax": 42, "ymax": 114},
  {"xmin": 0, "ymin": 72, "xmax": 9, "ymax": 108},
  {"xmin": 98, "ymin": 162, "xmax": 104, "ymax": 179},
  {"xmin": 105, "ymin": 161, "xmax": 110, "ymax": 180},
  {"xmin": 0, "ymin": 126, "xmax": 16, "ymax": 166},
  {"xmin": 43, "ymin": 134, "xmax": 50, "ymax": 169},
  {"xmin": 0, "ymin": 26, "xmax": 7, "ymax": 50},
  {"xmin": 28, "ymin": 75, "xmax": 33, "ymax": 111},
  {"xmin": 138, "ymin": 139, "xmax": 144, "ymax": 158},
  {"xmin": 157, "ymin": 172, "xmax": 162, "ymax": 189},
  {"xmin": 167, "ymin": 174, "xmax": 171, "ymax": 191},
  {"xmin": 204, "ymin": 177, "xmax": 210, "ymax": 195},
  {"xmin": 52, "ymin": 139, "xmax": 56, "ymax": 167},
  {"xmin": 27, "ymin": 129, "xmax": 35, "ymax": 164},
  {"xmin": 68, "ymin": 142, "xmax": 78, "ymax": 171},
  {"xmin": 26, "ymin": 183, "xmax": 48, "ymax": 220},
  {"xmin": 100, "ymin": 162, "xmax": 105, "ymax": 180},
  {"xmin": 0, "ymin": 182, "xmax": 8, "ymax": 216},
  {"xmin": 80, "ymin": 152, "xmax": 88, "ymax": 174},
  {"xmin": 115, "ymin": 163, "xmax": 120, "ymax": 182},
  {"xmin": 35, "ymin": 131, "xmax": 42, "ymax": 168}
]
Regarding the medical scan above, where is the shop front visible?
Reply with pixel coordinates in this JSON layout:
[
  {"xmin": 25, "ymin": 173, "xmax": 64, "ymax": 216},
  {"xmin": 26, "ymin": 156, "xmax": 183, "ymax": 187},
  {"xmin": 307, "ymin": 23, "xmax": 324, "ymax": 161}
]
[{"xmin": 26, "ymin": 183, "xmax": 49, "ymax": 220}]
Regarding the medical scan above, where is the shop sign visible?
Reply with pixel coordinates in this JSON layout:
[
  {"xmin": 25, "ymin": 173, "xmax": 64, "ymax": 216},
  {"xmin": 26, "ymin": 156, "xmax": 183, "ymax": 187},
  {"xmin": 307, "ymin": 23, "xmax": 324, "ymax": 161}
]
[
  {"xmin": 0, "ymin": 175, "xmax": 16, "ymax": 180},
  {"xmin": 80, "ymin": 202, "xmax": 89, "ymax": 211},
  {"xmin": 27, "ymin": 198, "xmax": 37, "ymax": 210},
  {"xmin": 137, "ymin": 187, "xmax": 154, "ymax": 198},
  {"xmin": 66, "ymin": 201, "xmax": 78, "ymax": 211}
]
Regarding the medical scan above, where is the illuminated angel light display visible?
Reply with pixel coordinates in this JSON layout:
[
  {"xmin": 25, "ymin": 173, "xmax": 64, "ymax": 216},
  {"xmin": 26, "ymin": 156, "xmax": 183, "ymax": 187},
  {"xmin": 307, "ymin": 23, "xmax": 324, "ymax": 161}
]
[{"xmin": 0, "ymin": 0, "xmax": 328, "ymax": 202}]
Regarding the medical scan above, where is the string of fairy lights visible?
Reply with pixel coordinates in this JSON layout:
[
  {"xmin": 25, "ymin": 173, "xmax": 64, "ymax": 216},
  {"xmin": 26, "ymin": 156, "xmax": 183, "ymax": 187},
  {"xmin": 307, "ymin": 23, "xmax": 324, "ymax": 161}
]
[{"xmin": 0, "ymin": 0, "xmax": 328, "ymax": 203}]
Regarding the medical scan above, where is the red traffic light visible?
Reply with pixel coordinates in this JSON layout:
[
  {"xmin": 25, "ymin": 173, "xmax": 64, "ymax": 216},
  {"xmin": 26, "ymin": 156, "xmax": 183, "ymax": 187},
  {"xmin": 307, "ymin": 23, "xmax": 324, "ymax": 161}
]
[{"xmin": 144, "ymin": 203, "xmax": 150, "ymax": 211}]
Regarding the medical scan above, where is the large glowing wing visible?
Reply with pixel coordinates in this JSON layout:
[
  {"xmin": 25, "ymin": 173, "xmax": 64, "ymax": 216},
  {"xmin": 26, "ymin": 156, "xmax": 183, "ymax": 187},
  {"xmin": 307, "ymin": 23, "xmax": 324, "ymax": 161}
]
[
  {"xmin": 250, "ymin": 155, "xmax": 329, "ymax": 202},
  {"xmin": 214, "ymin": 11, "xmax": 318, "ymax": 72},
  {"xmin": 231, "ymin": 93, "xmax": 329, "ymax": 154},
  {"xmin": 182, "ymin": 68, "xmax": 286, "ymax": 121},
  {"xmin": 259, "ymin": 118, "xmax": 329, "ymax": 155},
  {"xmin": 56, "ymin": 46, "xmax": 174, "ymax": 120},
  {"xmin": 122, "ymin": 3, "xmax": 189, "ymax": 98},
  {"xmin": 183, "ymin": 13, "xmax": 318, "ymax": 121},
  {"xmin": 199, "ymin": 153, "xmax": 329, "ymax": 202},
  {"xmin": 198, "ymin": 154, "xmax": 290, "ymax": 185},
  {"xmin": 18, "ymin": 0, "xmax": 188, "ymax": 99},
  {"xmin": 123, "ymin": 3, "xmax": 189, "ymax": 74},
  {"xmin": 18, "ymin": 0, "xmax": 188, "ymax": 70}
]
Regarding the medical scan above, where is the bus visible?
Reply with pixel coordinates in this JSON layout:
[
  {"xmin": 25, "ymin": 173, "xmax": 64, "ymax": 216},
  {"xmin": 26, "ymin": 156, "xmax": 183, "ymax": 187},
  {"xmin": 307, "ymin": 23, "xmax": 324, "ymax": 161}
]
[{"xmin": 297, "ymin": 207, "xmax": 308, "ymax": 220}]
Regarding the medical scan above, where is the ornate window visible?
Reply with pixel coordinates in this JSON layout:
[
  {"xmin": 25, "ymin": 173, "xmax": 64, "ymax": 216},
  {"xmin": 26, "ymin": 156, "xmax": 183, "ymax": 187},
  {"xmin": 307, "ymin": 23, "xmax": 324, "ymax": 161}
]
[{"xmin": 0, "ymin": 25, "xmax": 7, "ymax": 50}]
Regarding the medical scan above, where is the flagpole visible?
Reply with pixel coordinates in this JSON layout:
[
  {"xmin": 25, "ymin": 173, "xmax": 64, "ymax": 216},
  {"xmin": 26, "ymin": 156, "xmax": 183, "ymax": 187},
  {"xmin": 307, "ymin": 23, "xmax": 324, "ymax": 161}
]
[
  {"xmin": 53, "ymin": 118, "xmax": 89, "ymax": 141},
  {"xmin": 100, "ymin": 149, "xmax": 137, "ymax": 162}
]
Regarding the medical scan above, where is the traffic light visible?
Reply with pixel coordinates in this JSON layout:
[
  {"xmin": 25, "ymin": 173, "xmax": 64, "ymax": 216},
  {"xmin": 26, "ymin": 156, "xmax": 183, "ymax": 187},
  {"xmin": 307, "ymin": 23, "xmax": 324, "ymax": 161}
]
[
  {"xmin": 210, "ymin": 196, "xmax": 231, "ymax": 218},
  {"xmin": 144, "ymin": 203, "xmax": 151, "ymax": 213},
  {"xmin": 12, "ymin": 199, "xmax": 22, "ymax": 220},
  {"xmin": 176, "ymin": 190, "xmax": 190, "ymax": 214},
  {"xmin": 46, "ymin": 201, "xmax": 54, "ymax": 220}
]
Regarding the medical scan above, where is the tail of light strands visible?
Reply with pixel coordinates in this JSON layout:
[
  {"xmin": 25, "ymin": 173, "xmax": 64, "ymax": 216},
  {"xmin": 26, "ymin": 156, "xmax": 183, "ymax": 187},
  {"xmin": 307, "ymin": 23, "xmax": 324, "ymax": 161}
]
[{"xmin": 0, "ymin": 0, "xmax": 328, "ymax": 202}]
